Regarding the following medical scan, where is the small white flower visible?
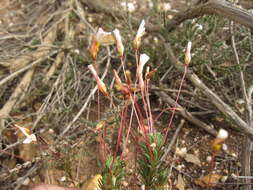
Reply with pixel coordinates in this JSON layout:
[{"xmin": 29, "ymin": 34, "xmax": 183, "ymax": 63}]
[
  {"xmin": 217, "ymin": 128, "xmax": 228, "ymax": 139},
  {"xmin": 60, "ymin": 176, "xmax": 66, "ymax": 182},
  {"xmin": 113, "ymin": 29, "xmax": 124, "ymax": 57},
  {"xmin": 184, "ymin": 41, "xmax": 192, "ymax": 65},
  {"xmin": 222, "ymin": 143, "xmax": 228, "ymax": 151},
  {"xmin": 137, "ymin": 54, "xmax": 150, "ymax": 77},
  {"xmin": 88, "ymin": 64, "xmax": 108, "ymax": 96},
  {"xmin": 194, "ymin": 23, "xmax": 203, "ymax": 31},
  {"xmin": 148, "ymin": 1, "xmax": 154, "ymax": 8},
  {"xmin": 95, "ymin": 28, "xmax": 115, "ymax": 46},
  {"xmin": 15, "ymin": 124, "xmax": 37, "ymax": 144},
  {"xmin": 137, "ymin": 54, "xmax": 149, "ymax": 91},
  {"xmin": 136, "ymin": 20, "xmax": 145, "ymax": 39},
  {"xmin": 139, "ymin": 54, "xmax": 150, "ymax": 67},
  {"xmin": 153, "ymin": 36, "xmax": 158, "ymax": 44},
  {"xmin": 23, "ymin": 134, "xmax": 37, "ymax": 144},
  {"xmin": 176, "ymin": 147, "xmax": 187, "ymax": 157},
  {"xmin": 150, "ymin": 143, "xmax": 156, "ymax": 148},
  {"xmin": 74, "ymin": 49, "xmax": 80, "ymax": 54},
  {"xmin": 120, "ymin": 2, "xmax": 136, "ymax": 12},
  {"xmin": 133, "ymin": 20, "xmax": 146, "ymax": 50},
  {"xmin": 159, "ymin": 3, "xmax": 171, "ymax": 12}
]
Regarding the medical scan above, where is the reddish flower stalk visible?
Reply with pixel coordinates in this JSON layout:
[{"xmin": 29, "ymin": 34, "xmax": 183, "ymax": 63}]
[
  {"xmin": 114, "ymin": 105, "xmax": 128, "ymax": 159},
  {"xmin": 164, "ymin": 41, "xmax": 192, "ymax": 140}
]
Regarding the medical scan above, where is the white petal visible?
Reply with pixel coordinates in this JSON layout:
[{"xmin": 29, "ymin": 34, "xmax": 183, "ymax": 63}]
[
  {"xmin": 113, "ymin": 29, "xmax": 124, "ymax": 56},
  {"xmin": 159, "ymin": 3, "xmax": 171, "ymax": 11},
  {"xmin": 96, "ymin": 28, "xmax": 111, "ymax": 38},
  {"xmin": 137, "ymin": 54, "xmax": 150, "ymax": 92},
  {"xmin": 120, "ymin": 2, "xmax": 136, "ymax": 12},
  {"xmin": 139, "ymin": 53, "xmax": 150, "ymax": 66},
  {"xmin": 88, "ymin": 64, "xmax": 98, "ymax": 77},
  {"xmin": 23, "ymin": 137, "xmax": 32, "ymax": 144},
  {"xmin": 136, "ymin": 20, "xmax": 145, "ymax": 38},
  {"xmin": 95, "ymin": 28, "xmax": 115, "ymax": 45},
  {"xmin": 186, "ymin": 41, "xmax": 192, "ymax": 54},
  {"xmin": 137, "ymin": 54, "xmax": 150, "ymax": 77},
  {"xmin": 23, "ymin": 134, "xmax": 37, "ymax": 144},
  {"xmin": 217, "ymin": 129, "xmax": 228, "ymax": 139},
  {"xmin": 29, "ymin": 134, "xmax": 37, "ymax": 141}
]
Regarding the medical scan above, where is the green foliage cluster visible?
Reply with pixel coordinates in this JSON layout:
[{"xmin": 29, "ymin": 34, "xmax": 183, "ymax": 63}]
[
  {"xmin": 138, "ymin": 132, "xmax": 168, "ymax": 190},
  {"xmin": 99, "ymin": 133, "xmax": 168, "ymax": 190},
  {"xmin": 99, "ymin": 156, "xmax": 126, "ymax": 190}
]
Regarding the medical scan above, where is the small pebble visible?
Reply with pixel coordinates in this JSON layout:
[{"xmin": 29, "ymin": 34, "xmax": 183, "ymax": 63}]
[
  {"xmin": 222, "ymin": 144, "xmax": 228, "ymax": 151},
  {"xmin": 22, "ymin": 178, "xmax": 30, "ymax": 186},
  {"xmin": 176, "ymin": 147, "xmax": 187, "ymax": 157},
  {"xmin": 60, "ymin": 176, "xmax": 66, "ymax": 182}
]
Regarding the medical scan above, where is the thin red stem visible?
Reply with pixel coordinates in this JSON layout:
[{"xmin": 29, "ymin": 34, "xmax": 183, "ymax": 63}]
[{"xmin": 165, "ymin": 65, "xmax": 188, "ymax": 140}]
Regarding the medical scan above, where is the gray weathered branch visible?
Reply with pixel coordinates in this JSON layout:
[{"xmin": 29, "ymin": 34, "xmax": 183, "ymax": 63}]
[{"xmin": 166, "ymin": 0, "xmax": 253, "ymax": 32}]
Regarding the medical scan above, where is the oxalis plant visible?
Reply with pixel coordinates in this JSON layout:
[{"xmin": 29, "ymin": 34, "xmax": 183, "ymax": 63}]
[{"xmin": 88, "ymin": 19, "xmax": 192, "ymax": 190}]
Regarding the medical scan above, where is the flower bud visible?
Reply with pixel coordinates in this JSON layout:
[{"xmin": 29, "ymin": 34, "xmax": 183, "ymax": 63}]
[
  {"xmin": 113, "ymin": 29, "xmax": 124, "ymax": 57},
  {"xmin": 133, "ymin": 20, "xmax": 145, "ymax": 51},
  {"xmin": 145, "ymin": 68, "xmax": 157, "ymax": 80},
  {"xmin": 217, "ymin": 128, "xmax": 228, "ymax": 140},
  {"xmin": 113, "ymin": 69, "xmax": 123, "ymax": 88},
  {"xmin": 211, "ymin": 128, "xmax": 228, "ymax": 153},
  {"xmin": 88, "ymin": 64, "xmax": 108, "ymax": 96},
  {"xmin": 184, "ymin": 41, "xmax": 192, "ymax": 65},
  {"xmin": 88, "ymin": 28, "xmax": 115, "ymax": 60},
  {"xmin": 15, "ymin": 124, "xmax": 37, "ymax": 144},
  {"xmin": 88, "ymin": 35, "xmax": 100, "ymax": 61},
  {"xmin": 137, "ymin": 54, "xmax": 150, "ymax": 91}
]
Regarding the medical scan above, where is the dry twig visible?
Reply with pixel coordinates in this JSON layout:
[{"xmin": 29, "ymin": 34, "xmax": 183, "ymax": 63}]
[{"xmin": 230, "ymin": 19, "xmax": 253, "ymax": 190}]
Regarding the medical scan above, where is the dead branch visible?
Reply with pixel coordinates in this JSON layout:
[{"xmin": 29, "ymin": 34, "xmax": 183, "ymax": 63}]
[
  {"xmin": 0, "ymin": 68, "xmax": 35, "ymax": 134},
  {"xmin": 165, "ymin": 43, "xmax": 253, "ymax": 140},
  {"xmin": 4, "ymin": 27, "xmax": 57, "ymax": 72},
  {"xmin": 229, "ymin": 18, "xmax": 252, "ymax": 190},
  {"xmin": 166, "ymin": 0, "xmax": 253, "ymax": 32}
]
